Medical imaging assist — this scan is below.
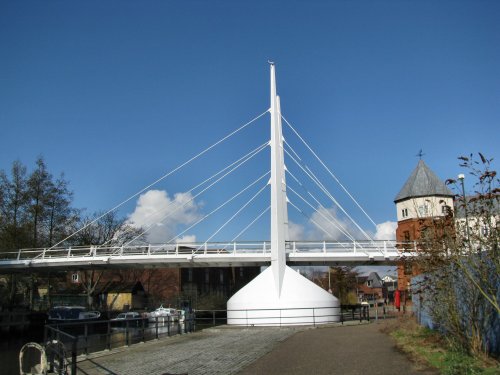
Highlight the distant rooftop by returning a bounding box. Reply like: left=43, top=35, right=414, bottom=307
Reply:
left=395, top=160, right=453, bottom=203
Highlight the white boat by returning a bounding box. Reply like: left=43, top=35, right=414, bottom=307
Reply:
left=48, top=306, right=101, bottom=323
left=111, top=311, right=148, bottom=327
left=149, top=305, right=179, bottom=322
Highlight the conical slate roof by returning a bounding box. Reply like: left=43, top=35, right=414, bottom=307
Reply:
left=394, top=160, right=453, bottom=203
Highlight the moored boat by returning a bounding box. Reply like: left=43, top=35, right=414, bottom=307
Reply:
left=47, top=306, right=101, bottom=323
left=148, top=305, right=179, bottom=322
left=110, top=311, right=148, bottom=327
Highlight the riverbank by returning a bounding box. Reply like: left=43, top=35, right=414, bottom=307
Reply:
left=77, top=320, right=430, bottom=375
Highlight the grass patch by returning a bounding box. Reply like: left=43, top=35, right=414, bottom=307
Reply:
left=386, top=317, right=499, bottom=375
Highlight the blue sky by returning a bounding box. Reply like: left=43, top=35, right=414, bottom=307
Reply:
left=1, top=0, right=499, bottom=245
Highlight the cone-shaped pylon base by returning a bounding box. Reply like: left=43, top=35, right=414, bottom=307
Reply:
left=227, top=266, right=340, bottom=326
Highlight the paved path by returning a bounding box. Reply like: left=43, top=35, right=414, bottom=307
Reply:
left=77, top=326, right=298, bottom=375
left=239, top=321, right=436, bottom=375
left=77, top=322, right=435, bottom=375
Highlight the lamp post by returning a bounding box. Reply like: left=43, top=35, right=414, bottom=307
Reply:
left=457, top=174, right=471, bottom=242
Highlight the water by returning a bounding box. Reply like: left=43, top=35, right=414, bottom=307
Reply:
left=0, top=321, right=196, bottom=375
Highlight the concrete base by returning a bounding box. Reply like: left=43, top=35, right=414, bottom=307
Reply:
left=227, top=266, right=340, bottom=326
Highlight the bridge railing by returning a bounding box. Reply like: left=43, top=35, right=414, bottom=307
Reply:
left=288, top=240, right=399, bottom=256
left=0, top=240, right=421, bottom=263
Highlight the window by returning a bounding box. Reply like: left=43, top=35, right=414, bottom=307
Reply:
left=441, top=205, right=451, bottom=215
left=418, top=205, right=428, bottom=217
left=71, top=273, right=79, bottom=283
left=403, top=231, right=411, bottom=242
left=401, top=208, right=408, bottom=218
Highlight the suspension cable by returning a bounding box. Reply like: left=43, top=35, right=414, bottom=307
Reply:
left=125, top=145, right=269, bottom=246
left=167, top=170, right=271, bottom=244
left=97, top=141, right=270, bottom=248
left=285, top=147, right=356, bottom=239
left=231, top=205, right=270, bottom=242
left=282, top=115, right=377, bottom=228
left=287, top=200, right=339, bottom=241
left=48, top=110, right=268, bottom=249
left=106, top=141, right=268, bottom=246
left=198, top=183, right=269, bottom=249
left=288, top=199, right=370, bottom=255
left=287, top=186, right=351, bottom=246
left=284, top=141, right=374, bottom=242
left=287, top=173, right=352, bottom=243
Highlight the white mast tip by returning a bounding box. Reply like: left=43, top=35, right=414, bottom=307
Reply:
left=268, top=60, right=275, bottom=65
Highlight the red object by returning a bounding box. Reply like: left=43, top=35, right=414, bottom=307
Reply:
left=395, top=290, right=401, bottom=310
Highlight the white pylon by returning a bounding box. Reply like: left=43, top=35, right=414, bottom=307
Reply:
left=226, top=64, right=340, bottom=326
left=269, top=62, right=288, bottom=296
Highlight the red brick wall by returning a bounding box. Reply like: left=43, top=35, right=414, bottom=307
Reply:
left=396, top=218, right=421, bottom=294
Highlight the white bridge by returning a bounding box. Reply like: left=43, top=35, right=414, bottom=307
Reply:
left=0, top=240, right=415, bottom=270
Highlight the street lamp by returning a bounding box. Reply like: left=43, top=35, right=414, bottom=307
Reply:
left=457, top=174, right=470, bottom=241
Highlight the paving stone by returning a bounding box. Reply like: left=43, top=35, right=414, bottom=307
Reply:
left=77, top=327, right=299, bottom=375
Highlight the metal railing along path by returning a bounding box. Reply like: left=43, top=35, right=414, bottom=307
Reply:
left=0, top=240, right=419, bottom=270
left=40, top=306, right=370, bottom=375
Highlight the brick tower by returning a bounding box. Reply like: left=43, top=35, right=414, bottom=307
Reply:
left=394, top=160, right=454, bottom=302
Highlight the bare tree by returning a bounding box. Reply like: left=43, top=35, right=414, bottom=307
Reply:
left=70, top=211, right=145, bottom=308
left=411, top=153, right=499, bottom=355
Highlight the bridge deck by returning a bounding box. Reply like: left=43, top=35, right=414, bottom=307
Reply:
left=0, top=241, right=416, bottom=270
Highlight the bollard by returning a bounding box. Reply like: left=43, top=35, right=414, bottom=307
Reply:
left=141, top=317, right=145, bottom=342
left=84, top=323, right=89, bottom=355
left=106, top=321, right=111, bottom=350
left=71, top=340, right=77, bottom=375
left=125, top=320, right=130, bottom=346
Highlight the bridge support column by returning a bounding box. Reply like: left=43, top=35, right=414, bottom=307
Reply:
left=227, top=63, right=339, bottom=326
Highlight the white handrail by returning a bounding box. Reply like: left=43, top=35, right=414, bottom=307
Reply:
left=2, top=240, right=405, bottom=262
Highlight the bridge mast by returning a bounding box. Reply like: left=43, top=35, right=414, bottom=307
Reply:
left=269, top=62, right=288, bottom=296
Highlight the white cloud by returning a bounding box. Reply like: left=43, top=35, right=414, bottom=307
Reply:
left=127, top=189, right=201, bottom=243
left=288, top=205, right=397, bottom=243
left=309, top=206, right=363, bottom=240
left=374, top=221, right=397, bottom=240
left=287, top=221, right=306, bottom=240
left=176, top=235, right=196, bottom=244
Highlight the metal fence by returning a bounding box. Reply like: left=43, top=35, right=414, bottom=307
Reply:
left=44, top=315, right=195, bottom=375
left=42, top=305, right=370, bottom=375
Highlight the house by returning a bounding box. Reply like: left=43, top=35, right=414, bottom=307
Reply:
left=454, top=195, right=499, bottom=240
left=98, top=281, right=146, bottom=311
left=356, top=272, right=384, bottom=304
left=381, top=275, right=397, bottom=302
